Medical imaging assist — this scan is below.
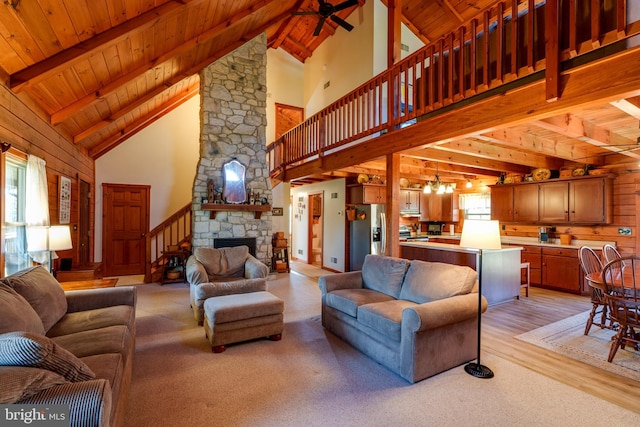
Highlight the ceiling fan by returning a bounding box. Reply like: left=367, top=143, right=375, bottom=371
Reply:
left=293, top=0, right=359, bottom=37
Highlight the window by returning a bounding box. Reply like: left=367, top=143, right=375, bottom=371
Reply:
left=459, top=193, right=491, bottom=220
left=4, top=154, right=29, bottom=276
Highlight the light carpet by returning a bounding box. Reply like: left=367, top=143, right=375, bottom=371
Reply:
left=515, top=310, right=640, bottom=382
left=123, top=276, right=639, bottom=426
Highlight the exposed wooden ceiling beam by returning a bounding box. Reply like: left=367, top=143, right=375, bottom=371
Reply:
left=610, top=97, right=640, bottom=120
left=9, top=0, right=201, bottom=91
left=51, top=0, right=281, bottom=125
left=477, top=127, right=603, bottom=165
left=403, top=146, right=529, bottom=175
left=437, top=138, right=560, bottom=169
left=533, top=114, right=640, bottom=160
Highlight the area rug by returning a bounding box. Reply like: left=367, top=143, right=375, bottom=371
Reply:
left=515, top=311, right=640, bottom=381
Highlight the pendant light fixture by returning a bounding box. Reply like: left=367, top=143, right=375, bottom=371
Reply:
left=424, top=162, right=453, bottom=195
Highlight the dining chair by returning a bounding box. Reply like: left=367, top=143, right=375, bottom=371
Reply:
left=601, top=256, right=640, bottom=363
left=602, top=243, right=622, bottom=264
left=578, top=246, right=609, bottom=335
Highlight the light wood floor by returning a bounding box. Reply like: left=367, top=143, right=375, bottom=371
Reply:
left=291, top=262, right=640, bottom=414
left=483, top=287, right=640, bottom=414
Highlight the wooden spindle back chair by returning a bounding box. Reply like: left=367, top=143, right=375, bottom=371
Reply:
left=578, top=246, right=609, bottom=335
left=601, top=256, right=640, bottom=363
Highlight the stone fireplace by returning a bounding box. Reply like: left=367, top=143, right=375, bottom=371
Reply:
left=192, top=33, right=272, bottom=263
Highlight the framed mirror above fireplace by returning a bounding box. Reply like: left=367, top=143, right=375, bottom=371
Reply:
left=223, top=159, right=246, bottom=204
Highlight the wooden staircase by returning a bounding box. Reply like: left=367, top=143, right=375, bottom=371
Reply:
left=146, top=203, right=192, bottom=283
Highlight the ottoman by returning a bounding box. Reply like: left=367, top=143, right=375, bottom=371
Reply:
left=203, top=291, right=284, bottom=353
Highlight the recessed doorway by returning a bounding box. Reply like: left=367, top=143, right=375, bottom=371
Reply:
left=307, top=192, right=323, bottom=267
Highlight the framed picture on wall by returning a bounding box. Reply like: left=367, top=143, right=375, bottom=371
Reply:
left=59, top=175, right=71, bottom=224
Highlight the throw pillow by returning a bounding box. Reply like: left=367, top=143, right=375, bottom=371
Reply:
left=0, top=366, right=68, bottom=404
left=0, top=332, right=95, bottom=382
left=361, top=255, right=410, bottom=298
left=195, top=246, right=248, bottom=278
left=399, top=260, right=477, bottom=303
left=4, top=266, right=68, bottom=331
left=0, top=283, right=45, bottom=335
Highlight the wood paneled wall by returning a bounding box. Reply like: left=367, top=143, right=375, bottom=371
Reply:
left=0, top=80, right=95, bottom=270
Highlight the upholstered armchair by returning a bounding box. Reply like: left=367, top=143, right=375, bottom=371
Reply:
left=185, top=246, right=269, bottom=324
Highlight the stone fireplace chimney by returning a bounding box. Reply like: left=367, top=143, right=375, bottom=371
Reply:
left=192, top=33, right=272, bottom=263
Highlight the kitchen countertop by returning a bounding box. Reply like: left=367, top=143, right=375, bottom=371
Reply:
left=400, top=240, right=523, bottom=253
left=401, top=234, right=615, bottom=250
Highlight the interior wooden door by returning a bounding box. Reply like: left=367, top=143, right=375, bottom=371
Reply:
left=275, top=103, right=304, bottom=139
left=78, top=179, right=90, bottom=265
left=102, top=184, right=150, bottom=276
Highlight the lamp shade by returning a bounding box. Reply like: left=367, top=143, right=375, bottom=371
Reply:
left=48, top=226, right=72, bottom=251
left=459, top=220, right=502, bottom=250
left=26, top=226, right=49, bottom=252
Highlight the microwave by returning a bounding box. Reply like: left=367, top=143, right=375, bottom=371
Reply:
left=426, top=222, right=444, bottom=235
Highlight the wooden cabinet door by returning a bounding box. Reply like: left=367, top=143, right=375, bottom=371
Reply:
left=355, top=184, right=385, bottom=204
left=400, top=189, right=420, bottom=212
left=440, top=193, right=453, bottom=221
left=539, top=181, right=569, bottom=223
left=419, top=192, right=430, bottom=221
left=570, top=178, right=606, bottom=223
left=408, top=189, right=420, bottom=211
left=491, top=186, right=513, bottom=221
left=513, top=184, right=539, bottom=222
left=541, top=247, right=580, bottom=292
left=542, top=254, right=581, bottom=292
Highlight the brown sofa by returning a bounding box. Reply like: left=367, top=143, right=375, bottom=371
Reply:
left=318, top=254, right=485, bottom=383
left=185, top=245, right=269, bottom=324
left=0, top=266, right=136, bottom=427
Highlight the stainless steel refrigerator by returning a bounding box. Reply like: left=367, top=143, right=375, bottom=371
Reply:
left=350, top=204, right=386, bottom=271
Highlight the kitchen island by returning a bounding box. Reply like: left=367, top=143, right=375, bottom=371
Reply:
left=400, top=241, right=523, bottom=305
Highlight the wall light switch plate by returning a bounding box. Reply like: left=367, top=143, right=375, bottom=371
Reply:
left=618, top=227, right=632, bottom=236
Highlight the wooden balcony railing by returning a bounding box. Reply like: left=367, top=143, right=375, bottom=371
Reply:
left=145, top=202, right=192, bottom=283
left=268, top=0, right=639, bottom=181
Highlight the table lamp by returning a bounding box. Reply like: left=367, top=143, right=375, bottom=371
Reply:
left=459, top=219, right=501, bottom=378
left=26, top=225, right=72, bottom=273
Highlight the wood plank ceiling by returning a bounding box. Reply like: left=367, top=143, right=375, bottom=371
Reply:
left=1, top=0, right=639, bottom=185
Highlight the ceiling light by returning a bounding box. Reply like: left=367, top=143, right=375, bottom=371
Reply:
left=423, top=162, right=452, bottom=195
left=466, top=179, right=472, bottom=188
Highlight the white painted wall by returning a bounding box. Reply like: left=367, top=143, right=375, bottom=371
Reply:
left=94, top=95, right=201, bottom=261
left=266, top=48, right=305, bottom=144
left=290, top=179, right=346, bottom=272
left=303, top=1, right=376, bottom=116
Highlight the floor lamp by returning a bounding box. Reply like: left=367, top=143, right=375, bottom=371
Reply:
left=459, top=219, right=502, bottom=379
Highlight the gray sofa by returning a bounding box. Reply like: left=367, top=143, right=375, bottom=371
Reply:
left=0, top=266, right=136, bottom=427
left=185, top=245, right=269, bottom=324
left=318, top=254, right=485, bottom=383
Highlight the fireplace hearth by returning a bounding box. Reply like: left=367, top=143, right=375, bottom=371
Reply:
left=214, top=238, right=257, bottom=257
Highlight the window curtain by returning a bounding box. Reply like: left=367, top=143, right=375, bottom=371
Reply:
left=25, top=154, right=50, bottom=264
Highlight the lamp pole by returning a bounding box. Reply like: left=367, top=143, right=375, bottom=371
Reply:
left=459, top=219, right=501, bottom=379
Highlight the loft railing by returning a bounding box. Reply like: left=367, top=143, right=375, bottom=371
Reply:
left=145, top=202, right=192, bottom=282
left=267, top=0, right=639, bottom=180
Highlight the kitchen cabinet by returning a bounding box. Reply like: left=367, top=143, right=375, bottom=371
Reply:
left=491, top=185, right=538, bottom=222
left=541, top=247, right=581, bottom=293
left=491, top=175, right=612, bottom=224
left=420, top=192, right=458, bottom=222
left=539, top=178, right=611, bottom=224
left=349, top=184, right=386, bottom=204
left=400, top=189, right=420, bottom=213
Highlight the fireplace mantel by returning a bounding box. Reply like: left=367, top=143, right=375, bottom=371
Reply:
left=201, top=203, right=271, bottom=219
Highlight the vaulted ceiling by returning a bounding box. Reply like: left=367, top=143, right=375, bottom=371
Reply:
left=1, top=0, right=639, bottom=185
